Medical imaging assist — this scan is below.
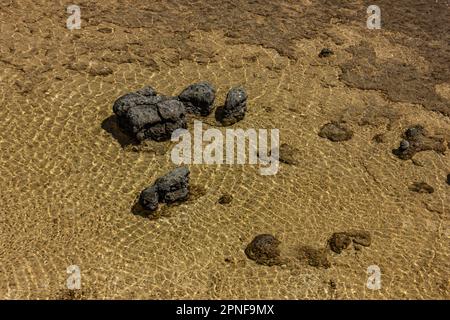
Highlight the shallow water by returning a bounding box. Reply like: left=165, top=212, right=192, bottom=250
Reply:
left=0, top=0, right=449, bottom=299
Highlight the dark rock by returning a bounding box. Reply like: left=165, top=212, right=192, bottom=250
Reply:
left=178, top=82, right=216, bottom=116
left=393, top=125, right=447, bottom=160
left=112, top=88, right=186, bottom=142
left=245, top=234, right=282, bottom=266
left=319, top=48, right=334, bottom=58
left=372, top=133, right=386, bottom=143
left=155, top=166, right=190, bottom=203
left=138, top=167, right=190, bottom=212
left=139, top=185, right=159, bottom=211
left=319, top=122, right=353, bottom=142
left=409, top=182, right=434, bottom=194
left=329, top=230, right=372, bottom=253
left=218, top=193, right=233, bottom=204
left=218, top=86, right=247, bottom=125
left=297, top=246, right=331, bottom=268
left=447, top=174, right=450, bottom=185
left=328, top=233, right=352, bottom=254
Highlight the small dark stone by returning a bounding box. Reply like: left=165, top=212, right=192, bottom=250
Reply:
left=218, top=86, right=247, bottom=125
left=319, top=48, right=334, bottom=58
left=409, top=182, right=434, bottom=194
left=178, top=82, right=216, bottom=116
left=139, top=185, right=159, bottom=211
left=298, top=246, right=331, bottom=269
left=155, top=166, right=190, bottom=203
left=245, top=234, right=282, bottom=266
left=319, top=122, right=353, bottom=142
left=138, top=167, right=190, bottom=212
left=393, top=125, right=447, bottom=160
left=218, top=193, right=233, bottom=204
left=447, top=174, right=450, bottom=185
left=328, top=233, right=352, bottom=254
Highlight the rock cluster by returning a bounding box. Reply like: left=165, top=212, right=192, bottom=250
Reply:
left=112, top=83, right=248, bottom=142
left=393, top=125, right=447, bottom=160
left=139, top=167, right=190, bottom=212
left=113, top=86, right=186, bottom=142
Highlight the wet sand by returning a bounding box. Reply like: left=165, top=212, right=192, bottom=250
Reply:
left=0, top=0, right=449, bottom=299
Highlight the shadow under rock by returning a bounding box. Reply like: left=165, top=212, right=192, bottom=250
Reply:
left=101, top=115, right=139, bottom=148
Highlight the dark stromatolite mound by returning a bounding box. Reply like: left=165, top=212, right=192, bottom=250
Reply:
left=297, top=246, right=330, bottom=269
left=178, top=82, right=216, bottom=116
left=319, top=48, right=334, bottom=58
left=328, top=230, right=371, bottom=254
left=139, top=166, right=190, bottom=212
left=318, top=122, right=353, bottom=142
left=409, top=182, right=434, bottom=194
left=245, top=234, right=282, bottom=266
left=113, top=88, right=186, bottom=142
left=218, top=86, right=247, bottom=125
left=393, top=125, right=447, bottom=160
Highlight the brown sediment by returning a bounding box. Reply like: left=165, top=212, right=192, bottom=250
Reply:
left=0, top=0, right=449, bottom=300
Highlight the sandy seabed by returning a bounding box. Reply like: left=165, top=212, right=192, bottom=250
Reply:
left=0, top=0, right=449, bottom=299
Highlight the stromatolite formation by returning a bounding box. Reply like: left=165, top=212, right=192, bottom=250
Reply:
left=245, top=234, right=282, bottom=266
left=178, top=82, right=216, bottom=116
left=393, top=125, right=447, bottom=160
left=328, top=230, right=371, bottom=254
left=218, top=86, right=247, bottom=125
left=318, top=122, right=353, bottom=142
left=139, top=166, right=190, bottom=212
left=113, top=87, right=186, bottom=142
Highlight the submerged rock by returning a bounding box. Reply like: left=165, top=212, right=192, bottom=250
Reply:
left=138, top=166, right=190, bottom=212
left=218, top=193, right=233, bottom=204
left=319, top=48, right=334, bottom=58
left=393, top=125, right=447, bottom=160
left=318, top=122, right=353, bottom=142
left=178, top=82, right=216, bottom=116
left=409, top=182, right=434, bottom=194
left=245, top=234, right=282, bottom=266
left=218, top=86, right=247, bottom=125
left=328, top=230, right=371, bottom=254
left=113, top=87, right=186, bottom=142
left=298, top=246, right=331, bottom=269
left=447, top=174, right=450, bottom=185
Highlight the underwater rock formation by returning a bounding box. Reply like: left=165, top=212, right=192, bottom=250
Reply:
left=245, top=234, right=282, bottom=266
left=218, top=86, right=247, bottom=125
left=319, top=48, right=334, bottom=58
left=113, top=87, right=186, bottom=142
left=328, top=230, right=371, bottom=254
left=178, top=82, right=216, bottom=116
left=447, top=174, right=450, bottom=185
left=318, top=122, right=353, bottom=142
left=139, top=166, right=190, bottom=212
left=218, top=193, right=233, bottom=204
left=393, top=125, right=447, bottom=160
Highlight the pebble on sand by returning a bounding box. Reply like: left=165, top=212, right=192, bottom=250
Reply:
left=318, top=122, right=353, bottom=142
left=245, top=234, right=282, bottom=266
left=319, top=48, right=334, bottom=58
left=178, top=82, right=216, bottom=116
left=139, top=166, right=190, bottom=212
left=393, top=124, right=447, bottom=160
left=447, top=174, right=450, bottom=185
left=113, top=87, right=186, bottom=142
left=409, top=182, right=434, bottom=194
left=217, top=86, right=248, bottom=125
left=218, top=193, right=233, bottom=204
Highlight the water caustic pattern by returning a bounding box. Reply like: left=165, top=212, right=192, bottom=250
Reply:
left=0, top=0, right=449, bottom=299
